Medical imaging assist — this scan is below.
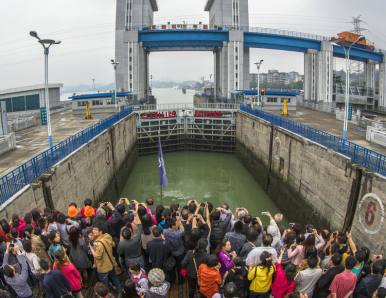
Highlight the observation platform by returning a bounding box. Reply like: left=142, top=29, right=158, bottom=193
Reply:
left=282, top=107, right=386, bottom=155
left=0, top=110, right=108, bottom=175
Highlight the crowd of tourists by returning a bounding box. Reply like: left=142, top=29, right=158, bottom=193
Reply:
left=0, top=197, right=384, bottom=298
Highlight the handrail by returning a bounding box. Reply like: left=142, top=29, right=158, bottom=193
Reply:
left=0, top=107, right=134, bottom=204
left=133, top=103, right=240, bottom=111
left=240, top=104, right=386, bottom=177
left=137, top=24, right=386, bottom=52
left=137, top=24, right=330, bottom=41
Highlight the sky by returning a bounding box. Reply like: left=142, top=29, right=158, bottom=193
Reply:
left=0, top=0, right=385, bottom=89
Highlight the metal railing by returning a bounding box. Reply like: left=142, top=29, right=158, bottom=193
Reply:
left=246, top=26, right=329, bottom=41
left=133, top=103, right=240, bottom=111
left=0, top=107, right=134, bottom=205
left=240, top=104, right=386, bottom=177
left=137, top=24, right=330, bottom=41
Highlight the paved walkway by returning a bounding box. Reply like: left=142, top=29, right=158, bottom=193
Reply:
left=0, top=110, right=110, bottom=175
left=281, top=107, right=386, bottom=155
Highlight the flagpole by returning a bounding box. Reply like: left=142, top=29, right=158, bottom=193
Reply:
left=160, top=185, right=163, bottom=205
left=158, top=122, right=168, bottom=206
left=159, top=123, right=162, bottom=204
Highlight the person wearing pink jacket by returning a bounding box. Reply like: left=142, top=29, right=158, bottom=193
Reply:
left=271, top=248, right=296, bottom=298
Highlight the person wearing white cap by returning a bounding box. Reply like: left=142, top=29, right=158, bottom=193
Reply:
left=145, top=268, right=170, bottom=298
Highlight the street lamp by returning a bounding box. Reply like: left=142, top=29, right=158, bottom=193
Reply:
left=254, top=59, right=264, bottom=108
left=333, top=35, right=365, bottom=142
left=30, top=31, right=61, bottom=148
left=111, top=59, right=120, bottom=112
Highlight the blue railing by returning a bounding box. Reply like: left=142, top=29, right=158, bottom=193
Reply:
left=240, top=104, right=386, bottom=177
left=0, top=107, right=134, bottom=205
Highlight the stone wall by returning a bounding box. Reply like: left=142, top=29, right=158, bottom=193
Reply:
left=0, top=113, right=137, bottom=217
left=236, top=111, right=386, bottom=253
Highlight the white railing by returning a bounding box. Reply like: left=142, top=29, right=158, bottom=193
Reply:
left=246, top=26, right=329, bottom=41
left=133, top=103, right=240, bottom=111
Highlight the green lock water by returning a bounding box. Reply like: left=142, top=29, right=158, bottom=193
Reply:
left=120, top=151, right=282, bottom=220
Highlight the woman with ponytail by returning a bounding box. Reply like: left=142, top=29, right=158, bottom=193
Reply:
left=247, top=251, right=275, bottom=298
left=223, top=256, right=249, bottom=297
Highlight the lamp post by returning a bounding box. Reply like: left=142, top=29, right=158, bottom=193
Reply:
left=30, top=31, right=61, bottom=149
left=111, top=59, right=120, bottom=112
left=333, top=36, right=364, bottom=142
left=254, top=59, right=264, bottom=108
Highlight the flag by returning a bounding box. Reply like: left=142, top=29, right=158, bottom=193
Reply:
left=158, top=137, right=168, bottom=188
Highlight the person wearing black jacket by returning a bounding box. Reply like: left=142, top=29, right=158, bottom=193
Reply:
left=210, top=208, right=232, bottom=251
left=147, top=227, right=171, bottom=269
left=353, top=259, right=384, bottom=298
left=40, top=259, right=71, bottom=298
left=181, top=239, right=209, bottom=298
left=314, top=253, right=344, bottom=298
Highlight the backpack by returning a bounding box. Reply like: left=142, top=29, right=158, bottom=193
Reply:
left=210, top=221, right=224, bottom=242
left=165, top=231, right=184, bottom=257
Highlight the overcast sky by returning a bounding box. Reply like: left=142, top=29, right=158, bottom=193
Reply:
left=0, top=0, right=385, bottom=89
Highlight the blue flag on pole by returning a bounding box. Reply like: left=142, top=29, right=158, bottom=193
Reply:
left=158, top=137, right=168, bottom=188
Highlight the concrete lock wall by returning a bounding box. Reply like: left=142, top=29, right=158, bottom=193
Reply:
left=236, top=112, right=386, bottom=253
left=0, top=114, right=137, bottom=217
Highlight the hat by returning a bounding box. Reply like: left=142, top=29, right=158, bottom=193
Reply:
left=84, top=206, right=95, bottom=218
left=67, top=206, right=78, bottom=218
left=148, top=268, right=165, bottom=286
left=237, top=210, right=246, bottom=219
left=96, top=207, right=107, bottom=218
left=305, top=224, right=314, bottom=231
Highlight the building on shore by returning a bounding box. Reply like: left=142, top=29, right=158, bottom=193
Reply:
left=69, top=92, right=132, bottom=114
left=0, top=84, right=63, bottom=114
left=250, top=70, right=304, bottom=85
left=0, top=84, right=64, bottom=133
left=233, top=90, right=299, bottom=111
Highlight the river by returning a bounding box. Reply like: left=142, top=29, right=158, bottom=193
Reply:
left=152, top=87, right=195, bottom=104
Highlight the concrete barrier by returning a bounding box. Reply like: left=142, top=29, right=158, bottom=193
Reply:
left=0, top=133, right=16, bottom=155
left=0, top=113, right=137, bottom=216
left=236, top=112, right=385, bottom=253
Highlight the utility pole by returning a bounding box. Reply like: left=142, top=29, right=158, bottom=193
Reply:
left=111, top=59, right=120, bottom=112
left=30, top=31, right=61, bottom=148
left=254, top=59, right=264, bottom=108
left=333, top=36, right=365, bottom=142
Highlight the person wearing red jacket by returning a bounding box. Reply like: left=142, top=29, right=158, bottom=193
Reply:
left=271, top=248, right=297, bottom=298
